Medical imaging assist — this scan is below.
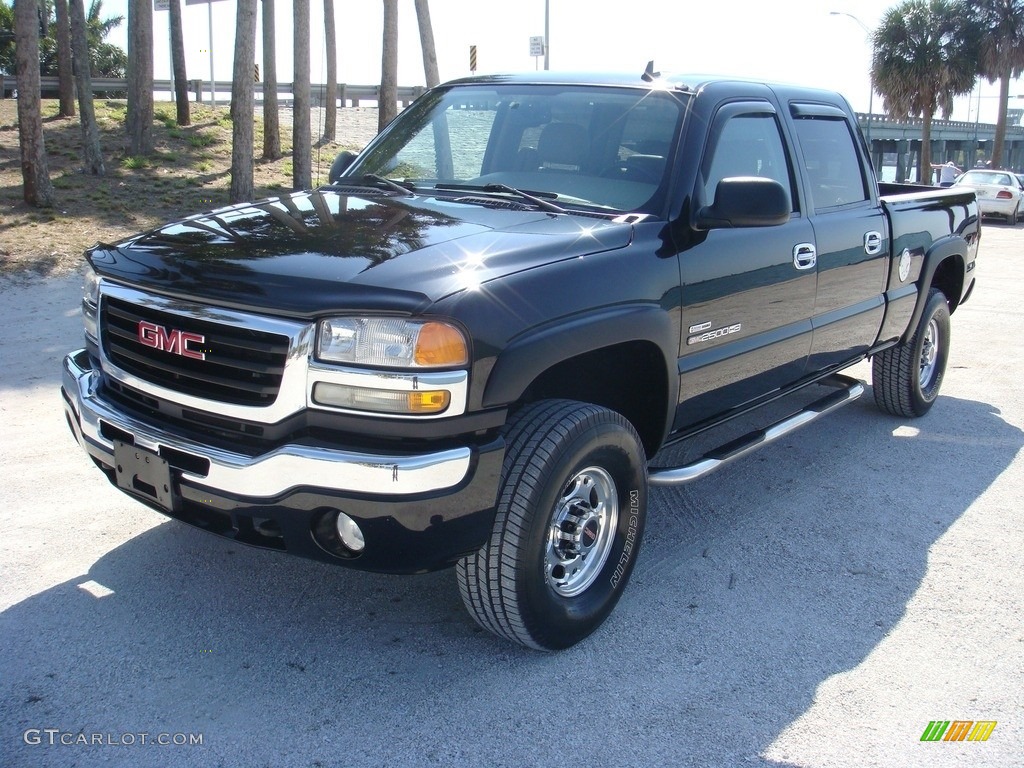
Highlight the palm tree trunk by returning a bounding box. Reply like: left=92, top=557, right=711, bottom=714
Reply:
left=322, top=0, right=337, bottom=142
left=169, top=0, right=190, bottom=126
left=414, top=0, right=439, bottom=88
left=261, top=0, right=281, bottom=159
left=69, top=0, right=105, bottom=175
left=230, top=0, right=258, bottom=202
left=920, top=111, right=932, bottom=184
left=14, top=0, right=55, bottom=206
left=379, top=0, right=398, bottom=132
left=293, top=0, right=312, bottom=188
left=54, top=0, right=76, bottom=117
left=126, top=0, right=154, bottom=156
left=992, top=71, right=1010, bottom=169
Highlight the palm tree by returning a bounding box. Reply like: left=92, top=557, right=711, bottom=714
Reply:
left=414, top=0, right=439, bottom=88
left=80, top=1, right=127, bottom=77
left=69, top=0, right=105, bottom=174
left=379, top=0, right=398, bottom=131
left=871, top=0, right=979, bottom=181
left=1, top=0, right=125, bottom=78
left=230, top=0, right=258, bottom=202
left=974, top=0, right=1024, bottom=168
left=169, top=0, right=189, bottom=125
left=14, top=0, right=55, bottom=206
left=126, top=0, right=154, bottom=155
left=261, top=0, right=281, bottom=159
left=322, top=0, right=337, bottom=142
left=293, top=0, right=312, bottom=188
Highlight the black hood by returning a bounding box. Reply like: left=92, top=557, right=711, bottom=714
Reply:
left=87, top=189, right=633, bottom=318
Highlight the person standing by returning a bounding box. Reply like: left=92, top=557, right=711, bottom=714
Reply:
left=931, top=160, right=963, bottom=186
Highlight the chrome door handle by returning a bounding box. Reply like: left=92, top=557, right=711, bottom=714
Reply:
left=864, top=231, right=883, bottom=255
left=793, top=243, right=816, bottom=270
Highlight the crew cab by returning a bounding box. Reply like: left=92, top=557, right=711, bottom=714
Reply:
left=62, top=71, right=979, bottom=650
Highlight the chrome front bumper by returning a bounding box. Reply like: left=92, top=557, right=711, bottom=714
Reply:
left=61, top=349, right=473, bottom=498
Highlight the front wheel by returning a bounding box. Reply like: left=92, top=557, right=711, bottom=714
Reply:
left=456, top=400, right=648, bottom=650
left=872, top=287, right=951, bottom=417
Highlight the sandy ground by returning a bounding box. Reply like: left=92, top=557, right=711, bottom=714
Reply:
left=0, top=224, right=1021, bottom=767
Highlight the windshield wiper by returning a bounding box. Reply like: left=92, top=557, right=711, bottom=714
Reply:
left=341, top=174, right=416, bottom=197
left=436, top=182, right=566, bottom=214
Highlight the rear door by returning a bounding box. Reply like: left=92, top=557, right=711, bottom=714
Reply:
left=789, top=103, right=888, bottom=372
left=675, top=101, right=816, bottom=428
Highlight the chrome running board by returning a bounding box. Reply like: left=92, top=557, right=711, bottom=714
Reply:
left=648, top=374, right=865, bottom=487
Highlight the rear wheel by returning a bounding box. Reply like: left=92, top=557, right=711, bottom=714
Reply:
left=872, top=288, right=950, bottom=417
left=457, top=400, right=648, bottom=650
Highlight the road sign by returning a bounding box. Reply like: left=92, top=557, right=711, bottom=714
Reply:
left=153, top=0, right=170, bottom=10
left=470, top=45, right=477, bottom=73
left=529, top=36, right=545, bottom=58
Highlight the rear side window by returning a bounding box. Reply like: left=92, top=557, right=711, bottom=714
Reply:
left=792, top=115, right=869, bottom=210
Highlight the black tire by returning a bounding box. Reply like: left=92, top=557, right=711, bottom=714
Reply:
left=872, top=288, right=950, bottom=417
left=456, top=400, right=648, bottom=650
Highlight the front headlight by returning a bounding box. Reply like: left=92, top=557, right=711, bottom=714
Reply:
left=316, top=317, right=468, bottom=368
left=82, top=268, right=101, bottom=342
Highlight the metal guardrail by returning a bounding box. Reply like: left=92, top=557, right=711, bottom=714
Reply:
left=0, top=75, right=426, bottom=107
left=855, top=111, right=1024, bottom=141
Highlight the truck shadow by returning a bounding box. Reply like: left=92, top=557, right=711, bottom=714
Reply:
left=1, top=392, right=1020, bottom=767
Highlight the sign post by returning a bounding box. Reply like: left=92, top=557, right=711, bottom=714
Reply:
left=153, top=0, right=172, bottom=101
left=185, top=0, right=228, bottom=107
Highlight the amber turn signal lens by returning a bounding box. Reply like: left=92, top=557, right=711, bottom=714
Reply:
left=408, top=390, right=451, bottom=413
left=414, top=322, right=469, bottom=367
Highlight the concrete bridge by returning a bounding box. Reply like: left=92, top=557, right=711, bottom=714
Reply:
left=858, top=109, right=1024, bottom=180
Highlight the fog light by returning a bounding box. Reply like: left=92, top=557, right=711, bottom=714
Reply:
left=312, top=382, right=450, bottom=415
left=335, top=512, right=365, bottom=553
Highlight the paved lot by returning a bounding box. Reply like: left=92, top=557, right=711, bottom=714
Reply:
left=1, top=224, right=1021, bottom=767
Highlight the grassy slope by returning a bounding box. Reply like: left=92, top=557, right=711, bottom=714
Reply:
left=0, top=99, right=364, bottom=276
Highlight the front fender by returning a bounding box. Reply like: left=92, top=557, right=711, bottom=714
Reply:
left=481, top=303, right=678, bottom=412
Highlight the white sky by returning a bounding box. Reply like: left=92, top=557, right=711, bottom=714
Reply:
left=101, top=0, right=1024, bottom=124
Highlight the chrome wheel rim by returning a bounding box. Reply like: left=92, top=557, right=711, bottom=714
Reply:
left=544, top=466, right=618, bottom=598
left=919, top=317, right=939, bottom=388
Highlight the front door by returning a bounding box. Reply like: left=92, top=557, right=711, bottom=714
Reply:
left=675, top=102, right=817, bottom=430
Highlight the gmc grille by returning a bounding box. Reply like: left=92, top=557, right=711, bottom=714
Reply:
left=101, top=296, right=290, bottom=406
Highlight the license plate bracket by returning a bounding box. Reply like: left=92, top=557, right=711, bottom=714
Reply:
left=113, top=440, right=176, bottom=510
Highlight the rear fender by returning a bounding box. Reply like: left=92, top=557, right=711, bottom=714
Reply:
left=902, top=235, right=969, bottom=341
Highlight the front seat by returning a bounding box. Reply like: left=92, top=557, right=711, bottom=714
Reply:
left=537, top=122, right=589, bottom=172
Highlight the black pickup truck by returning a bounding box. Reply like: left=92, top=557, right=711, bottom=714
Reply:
left=62, top=71, right=979, bottom=650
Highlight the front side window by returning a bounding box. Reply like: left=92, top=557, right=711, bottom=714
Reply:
left=702, top=112, right=795, bottom=211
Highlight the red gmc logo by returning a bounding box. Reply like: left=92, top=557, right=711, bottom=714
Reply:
left=137, top=320, right=206, bottom=360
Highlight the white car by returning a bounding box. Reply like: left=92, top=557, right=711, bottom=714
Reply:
left=953, top=169, right=1022, bottom=224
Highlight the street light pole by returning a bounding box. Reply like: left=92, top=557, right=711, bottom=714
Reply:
left=544, top=0, right=550, bottom=71
left=830, top=11, right=874, bottom=151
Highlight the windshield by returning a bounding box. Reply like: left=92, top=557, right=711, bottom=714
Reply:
left=346, top=84, right=688, bottom=214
